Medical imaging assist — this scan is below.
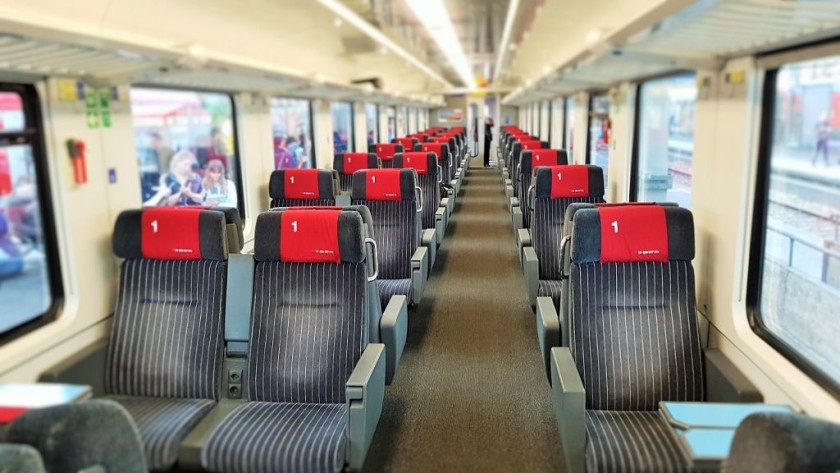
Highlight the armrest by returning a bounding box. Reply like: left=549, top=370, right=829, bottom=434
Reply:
left=523, top=247, right=539, bottom=308
left=505, top=185, right=514, bottom=201
left=510, top=196, right=520, bottom=208
left=380, top=295, right=408, bottom=385
left=512, top=206, right=523, bottom=232
left=422, top=228, right=437, bottom=271
left=411, top=246, right=429, bottom=304
left=346, top=343, right=386, bottom=472
left=550, top=347, right=586, bottom=473
left=536, top=297, right=561, bottom=381
left=435, top=207, right=446, bottom=244
left=38, top=338, right=109, bottom=397
left=704, top=349, right=763, bottom=403
left=335, top=194, right=351, bottom=206
left=517, top=229, right=531, bottom=263
left=178, top=399, right=247, bottom=469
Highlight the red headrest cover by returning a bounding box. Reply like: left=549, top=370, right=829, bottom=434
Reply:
left=599, top=205, right=669, bottom=263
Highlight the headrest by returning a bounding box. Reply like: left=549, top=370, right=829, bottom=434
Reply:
left=208, top=206, right=244, bottom=252
left=417, top=142, right=449, bottom=160
left=269, top=169, right=335, bottom=200
left=270, top=205, right=375, bottom=240
left=350, top=168, right=416, bottom=201
left=432, top=136, right=455, bottom=146
left=534, top=165, right=604, bottom=199
left=521, top=149, right=569, bottom=171
left=563, top=202, right=677, bottom=232
left=334, top=152, right=378, bottom=175
left=521, top=140, right=544, bottom=151
left=113, top=207, right=227, bottom=261
left=394, top=152, right=435, bottom=175
left=373, top=143, right=403, bottom=161
left=571, top=205, right=694, bottom=264
left=393, top=138, right=417, bottom=150
left=254, top=209, right=365, bottom=264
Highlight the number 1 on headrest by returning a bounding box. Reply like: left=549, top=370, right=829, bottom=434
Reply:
left=292, top=220, right=298, bottom=233
left=611, top=220, right=619, bottom=233
left=151, top=220, right=158, bottom=233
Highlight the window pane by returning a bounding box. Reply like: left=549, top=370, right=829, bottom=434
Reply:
left=0, top=92, right=24, bottom=132
left=0, top=143, right=52, bottom=334
left=387, top=106, right=396, bottom=141
left=758, top=55, right=840, bottom=384
left=588, top=94, right=610, bottom=186
left=366, top=104, right=378, bottom=146
left=271, top=98, right=313, bottom=170
left=331, top=102, right=353, bottom=154
left=131, top=88, right=240, bottom=210
left=637, top=75, right=697, bottom=207
left=399, top=106, right=408, bottom=136
left=565, top=99, right=576, bottom=157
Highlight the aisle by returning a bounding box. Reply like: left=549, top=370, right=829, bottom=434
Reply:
left=364, top=164, right=565, bottom=471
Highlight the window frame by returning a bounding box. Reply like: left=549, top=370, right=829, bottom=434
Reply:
left=131, top=85, right=246, bottom=217
left=0, top=83, right=64, bottom=345
left=546, top=101, right=553, bottom=146
left=585, top=91, right=609, bottom=165
left=746, top=61, right=840, bottom=399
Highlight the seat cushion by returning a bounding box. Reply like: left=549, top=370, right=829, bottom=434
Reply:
left=585, top=410, right=689, bottom=473
left=378, top=278, right=412, bottom=308
left=107, top=395, right=215, bottom=471
left=201, top=402, right=346, bottom=473
left=538, top=280, right=562, bottom=309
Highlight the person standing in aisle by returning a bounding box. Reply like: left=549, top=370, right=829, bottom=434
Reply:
left=483, top=116, right=494, bottom=167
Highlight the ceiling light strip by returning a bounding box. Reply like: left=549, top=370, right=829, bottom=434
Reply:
left=317, top=0, right=453, bottom=88
left=494, top=0, right=520, bottom=82
left=405, top=0, right=475, bottom=88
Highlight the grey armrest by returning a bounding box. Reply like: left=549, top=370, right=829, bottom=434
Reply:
left=380, top=295, right=408, bottom=385
left=422, top=228, right=437, bottom=271
left=550, top=347, right=586, bottom=473
left=451, top=178, right=461, bottom=196
left=523, top=247, right=539, bottom=308
left=517, top=228, right=531, bottom=263
left=537, top=297, right=561, bottom=381
left=411, top=246, right=429, bottom=304
left=38, top=338, right=109, bottom=397
left=335, top=194, right=351, bottom=206
left=435, top=207, right=446, bottom=244
left=346, top=343, right=386, bottom=472
left=505, top=185, right=514, bottom=201
left=512, top=206, right=523, bottom=233
left=179, top=399, right=247, bottom=469
left=704, top=349, right=763, bottom=403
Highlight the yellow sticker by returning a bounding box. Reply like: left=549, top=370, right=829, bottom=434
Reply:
left=57, top=79, right=79, bottom=102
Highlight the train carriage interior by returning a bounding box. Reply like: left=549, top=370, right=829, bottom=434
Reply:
left=0, top=0, right=839, bottom=472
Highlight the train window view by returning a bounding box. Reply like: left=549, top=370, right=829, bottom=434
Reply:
left=387, top=106, right=396, bottom=141
left=366, top=103, right=379, bottom=146
left=132, top=88, right=240, bottom=209
left=331, top=101, right=354, bottom=155
left=757, top=54, right=840, bottom=386
left=565, top=98, right=575, bottom=157
left=399, top=106, right=408, bottom=136
left=636, top=74, right=698, bottom=207
left=270, top=97, right=314, bottom=169
left=0, top=91, right=53, bottom=335
left=588, top=93, right=610, bottom=185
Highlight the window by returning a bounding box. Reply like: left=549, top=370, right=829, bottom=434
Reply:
left=331, top=102, right=354, bottom=155
left=634, top=74, right=697, bottom=207
left=270, top=97, right=314, bottom=170
left=387, top=106, right=396, bottom=141
left=131, top=88, right=242, bottom=213
left=565, top=99, right=576, bottom=158
left=365, top=104, right=379, bottom=147
left=544, top=101, right=552, bottom=144
left=587, top=94, right=610, bottom=188
left=0, top=85, right=61, bottom=339
left=749, top=53, right=840, bottom=393
left=399, top=106, right=408, bottom=136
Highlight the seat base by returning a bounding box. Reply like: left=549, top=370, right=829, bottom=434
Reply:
left=586, top=410, right=689, bottom=473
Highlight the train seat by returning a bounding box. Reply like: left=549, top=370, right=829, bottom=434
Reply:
left=392, top=137, right=418, bottom=155
left=431, top=135, right=460, bottom=194
left=269, top=169, right=339, bottom=208
left=334, top=152, right=380, bottom=194
left=522, top=166, right=604, bottom=309
left=201, top=209, right=385, bottom=473
left=510, top=149, right=569, bottom=232
left=505, top=140, right=546, bottom=204
left=0, top=443, right=45, bottom=472
left=415, top=141, right=456, bottom=218
left=210, top=206, right=244, bottom=253
left=394, top=151, right=446, bottom=250
left=351, top=169, right=429, bottom=308
left=371, top=143, right=403, bottom=169
left=106, top=207, right=229, bottom=470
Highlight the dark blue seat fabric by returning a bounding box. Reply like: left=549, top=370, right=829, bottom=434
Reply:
left=516, top=149, right=568, bottom=229
left=394, top=152, right=440, bottom=231
left=585, top=411, right=689, bottom=473
left=334, top=152, right=379, bottom=194
left=537, top=280, right=562, bottom=308
left=377, top=279, right=412, bottom=309
left=268, top=169, right=338, bottom=208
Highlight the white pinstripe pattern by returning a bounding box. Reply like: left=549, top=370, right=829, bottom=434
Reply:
left=377, top=279, right=413, bottom=307
left=351, top=200, right=417, bottom=281
left=415, top=173, right=441, bottom=230
left=532, top=197, right=602, bottom=280
left=271, top=198, right=336, bottom=209
left=338, top=175, right=353, bottom=194
left=537, top=280, right=563, bottom=308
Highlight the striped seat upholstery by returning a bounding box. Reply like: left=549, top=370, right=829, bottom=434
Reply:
left=351, top=169, right=421, bottom=309
left=517, top=149, right=568, bottom=229
left=106, top=208, right=228, bottom=471
left=585, top=411, right=689, bottom=473
left=531, top=166, right=605, bottom=309
left=372, top=143, right=403, bottom=169
left=269, top=169, right=337, bottom=208
left=394, top=152, right=440, bottom=231
left=201, top=209, right=368, bottom=473
left=567, top=205, right=704, bottom=472
left=334, top=152, right=380, bottom=194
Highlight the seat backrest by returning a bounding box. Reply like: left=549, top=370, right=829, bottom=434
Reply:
left=393, top=137, right=417, bottom=153
left=394, top=151, right=440, bottom=230
left=415, top=141, right=453, bottom=184
left=518, top=149, right=569, bottom=228
left=269, top=169, right=337, bottom=208
left=209, top=206, right=244, bottom=253
left=107, top=207, right=228, bottom=399
left=532, top=165, right=605, bottom=281
left=351, top=169, right=420, bottom=281
left=248, top=209, right=368, bottom=403
left=566, top=205, right=704, bottom=411
left=334, top=152, right=380, bottom=193
left=372, top=143, right=403, bottom=169
left=510, top=140, right=546, bottom=196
